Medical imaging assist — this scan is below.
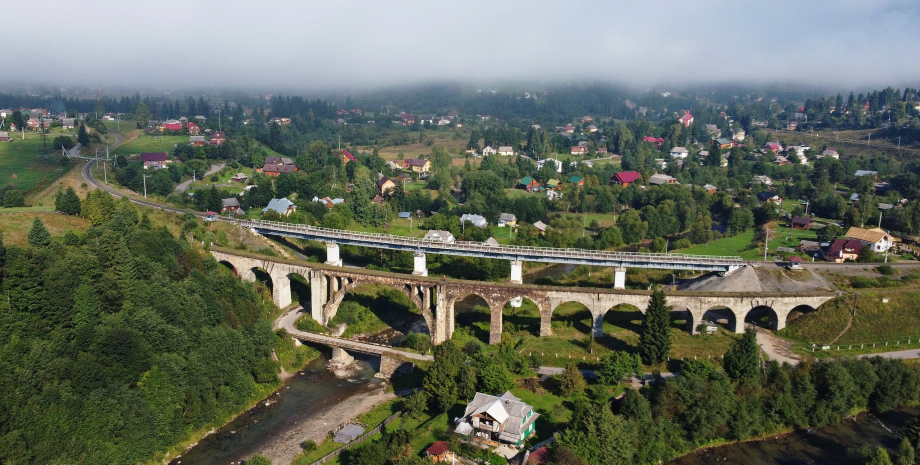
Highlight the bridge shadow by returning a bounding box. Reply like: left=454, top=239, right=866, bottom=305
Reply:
left=453, top=295, right=492, bottom=344
left=551, top=302, right=593, bottom=335
left=503, top=298, right=541, bottom=337
left=339, top=284, right=427, bottom=337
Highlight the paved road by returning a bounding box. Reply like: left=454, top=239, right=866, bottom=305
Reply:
left=174, top=163, right=225, bottom=192
left=276, top=306, right=433, bottom=362
left=859, top=348, right=920, bottom=360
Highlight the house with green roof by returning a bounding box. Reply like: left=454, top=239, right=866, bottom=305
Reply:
left=545, top=178, right=560, bottom=189
left=519, top=176, right=541, bottom=192
left=568, top=175, right=584, bottom=186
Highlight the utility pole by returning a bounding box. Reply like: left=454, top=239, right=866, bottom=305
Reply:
left=103, top=161, right=107, bottom=183
left=764, top=229, right=770, bottom=262
left=879, top=210, right=883, bottom=228
left=143, top=174, right=149, bottom=198
left=868, top=133, right=871, bottom=146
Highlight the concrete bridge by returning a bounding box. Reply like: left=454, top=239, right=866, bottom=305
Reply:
left=213, top=248, right=835, bottom=346
left=229, top=218, right=746, bottom=288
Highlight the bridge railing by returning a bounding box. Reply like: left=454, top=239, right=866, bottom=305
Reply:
left=228, top=218, right=745, bottom=265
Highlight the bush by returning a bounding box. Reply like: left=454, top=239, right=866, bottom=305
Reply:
left=672, top=238, right=691, bottom=250
left=210, top=174, right=219, bottom=182
left=877, top=264, right=895, bottom=276
left=295, top=315, right=327, bottom=333
left=401, top=332, right=431, bottom=353
left=301, top=440, right=317, bottom=452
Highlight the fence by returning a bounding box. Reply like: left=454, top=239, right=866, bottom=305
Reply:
left=798, top=337, right=920, bottom=354
left=310, top=412, right=402, bottom=465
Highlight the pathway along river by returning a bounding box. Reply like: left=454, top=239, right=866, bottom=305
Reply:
left=169, top=354, right=382, bottom=465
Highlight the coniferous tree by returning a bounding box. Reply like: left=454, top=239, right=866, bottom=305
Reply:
left=55, top=187, right=82, bottom=215
left=723, top=328, right=761, bottom=382
left=639, top=289, right=671, bottom=365
left=3, top=189, right=25, bottom=208
left=558, top=363, right=586, bottom=396
left=896, top=438, right=916, bottom=465
left=77, top=122, right=90, bottom=146
left=27, top=217, right=51, bottom=248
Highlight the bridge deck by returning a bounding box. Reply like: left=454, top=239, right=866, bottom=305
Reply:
left=232, top=219, right=745, bottom=272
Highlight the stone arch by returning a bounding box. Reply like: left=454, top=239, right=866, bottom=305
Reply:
left=286, top=271, right=312, bottom=309
left=328, top=282, right=430, bottom=344
left=669, top=304, right=694, bottom=332
left=702, top=306, right=739, bottom=333
left=218, top=260, right=239, bottom=276
left=597, top=303, right=645, bottom=337
left=501, top=297, right=542, bottom=337
left=450, top=292, right=496, bottom=345
left=784, top=304, right=818, bottom=327
left=545, top=300, right=594, bottom=339
left=745, top=305, right=779, bottom=331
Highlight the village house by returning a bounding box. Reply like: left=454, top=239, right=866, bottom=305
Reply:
left=533, top=221, right=548, bottom=235
left=163, top=120, right=183, bottom=132
left=704, top=124, right=721, bottom=137
left=703, top=184, right=718, bottom=194
left=758, top=191, right=783, bottom=204
left=519, top=176, right=541, bottom=193
left=612, top=171, right=641, bottom=188
left=376, top=176, right=396, bottom=194
left=714, top=138, right=735, bottom=150
left=819, top=149, right=840, bottom=159
left=854, top=170, right=878, bottom=180
left=823, top=238, right=862, bottom=263
left=27, top=118, right=42, bottom=130
left=221, top=198, right=240, bottom=214
left=231, top=173, right=249, bottom=183
left=733, top=129, right=746, bottom=141
left=563, top=124, right=575, bottom=134
left=60, top=118, right=76, bottom=129
left=679, top=112, right=694, bottom=127
left=752, top=175, right=773, bottom=186
left=649, top=173, right=677, bottom=186
left=482, top=146, right=497, bottom=156
left=642, top=136, right=665, bottom=148
left=404, top=158, right=431, bottom=173
left=189, top=135, right=207, bottom=146
left=186, top=122, right=201, bottom=135
left=0, top=132, right=11, bottom=142
left=454, top=391, right=539, bottom=446
left=262, top=198, right=296, bottom=216
left=460, top=214, right=488, bottom=228
left=498, top=146, right=514, bottom=156
left=545, top=178, right=560, bottom=190
left=536, top=158, right=562, bottom=173
left=546, top=189, right=563, bottom=200
left=570, top=146, right=587, bottom=155
left=764, top=142, right=783, bottom=153
left=141, top=152, right=169, bottom=169
left=498, top=213, right=517, bottom=228
left=424, top=441, right=456, bottom=463
left=791, top=216, right=812, bottom=230
left=261, top=157, right=297, bottom=176
left=669, top=147, right=689, bottom=159
left=424, top=230, right=455, bottom=243
left=209, top=131, right=226, bottom=146
left=568, top=175, right=585, bottom=187
left=846, top=226, right=895, bottom=252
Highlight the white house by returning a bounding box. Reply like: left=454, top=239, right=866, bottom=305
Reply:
left=460, top=214, right=487, bottom=228
left=498, top=146, right=514, bottom=156
left=846, top=227, right=895, bottom=253
left=454, top=392, right=539, bottom=446
left=498, top=213, right=517, bottom=227
left=424, top=230, right=456, bottom=243
left=537, top=158, right=563, bottom=173
left=669, top=147, right=689, bottom=159
left=482, top=146, right=497, bottom=156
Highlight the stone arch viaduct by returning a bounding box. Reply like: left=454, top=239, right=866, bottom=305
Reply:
left=212, top=248, right=835, bottom=345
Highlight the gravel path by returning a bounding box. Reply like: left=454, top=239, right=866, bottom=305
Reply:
left=754, top=327, right=801, bottom=365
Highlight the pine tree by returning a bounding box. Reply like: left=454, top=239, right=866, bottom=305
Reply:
left=896, top=438, right=915, bottom=465
left=723, top=328, right=761, bottom=382
left=139, top=211, right=152, bottom=230
left=639, top=289, right=671, bottom=365
left=55, top=187, right=82, bottom=215
left=77, top=122, right=90, bottom=146
left=27, top=217, right=51, bottom=248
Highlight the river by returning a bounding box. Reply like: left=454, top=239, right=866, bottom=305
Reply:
left=670, top=409, right=917, bottom=465
left=170, top=354, right=382, bottom=465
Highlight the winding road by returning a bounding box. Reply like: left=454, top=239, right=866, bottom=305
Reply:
left=174, top=163, right=225, bottom=192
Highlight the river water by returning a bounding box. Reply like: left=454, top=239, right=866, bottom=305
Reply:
left=169, top=354, right=381, bottom=465
left=670, top=409, right=917, bottom=465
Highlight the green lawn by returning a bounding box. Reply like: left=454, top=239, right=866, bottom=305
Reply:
left=112, top=134, right=188, bottom=156
left=0, top=133, right=70, bottom=194
left=679, top=225, right=819, bottom=260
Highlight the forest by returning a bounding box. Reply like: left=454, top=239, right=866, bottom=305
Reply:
left=0, top=195, right=280, bottom=464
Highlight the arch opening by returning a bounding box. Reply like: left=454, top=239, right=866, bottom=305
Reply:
left=670, top=306, right=693, bottom=332
left=745, top=306, right=779, bottom=330
left=551, top=301, right=594, bottom=336
left=287, top=273, right=311, bottom=307
left=598, top=303, right=644, bottom=352
left=786, top=304, right=817, bottom=323
left=332, top=284, right=428, bottom=347
left=502, top=297, right=541, bottom=337
left=218, top=260, right=238, bottom=276
left=452, top=294, right=493, bottom=345
left=702, top=307, right=736, bottom=332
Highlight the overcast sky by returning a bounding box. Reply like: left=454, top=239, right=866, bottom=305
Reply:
left=4, top=0, right=918, bottom=93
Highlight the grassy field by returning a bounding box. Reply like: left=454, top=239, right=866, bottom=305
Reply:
left=679, top=224, right=818, bottom=260
left=0, top=132, right=72, bottom=195
left=0, top=211, right=90, bottom=246
left=358, top=129, right=470, bottom=161
left=111, top=134, right=187, bottom=157
left=781, top=292, right=920, bottom=354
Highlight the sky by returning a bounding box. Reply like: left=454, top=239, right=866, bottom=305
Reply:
left=4, top=0, right=919, bottom=93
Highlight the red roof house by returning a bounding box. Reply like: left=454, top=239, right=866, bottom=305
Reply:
left=141, top=152, right=169, bottom=169
left=642, top=136, right=665, bottom=148
left=209, top=131, right=226, bottom=146
left=679, top=112, right=694, bottom=127
left=425, top=441, right=455, bottom=463
left=341, top=149, right=356, bottom=163
left=612, top=171, right=641, bottom=187
left=186, top=122, right=200, bottom=135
